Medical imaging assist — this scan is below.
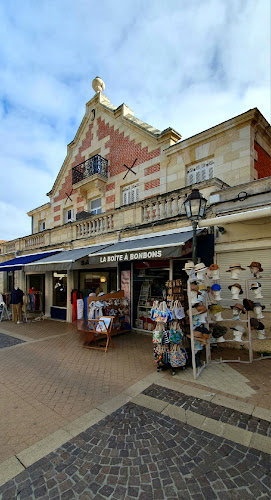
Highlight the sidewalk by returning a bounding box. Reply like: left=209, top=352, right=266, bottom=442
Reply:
left=0, top=319, right=270, bottom=498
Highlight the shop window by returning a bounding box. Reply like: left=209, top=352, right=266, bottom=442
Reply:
left=90, top=198, right=102, bottom=215
left=53, top=272, right=67, bottom=307
left=79, top=271, right=110, bottom=296
left=7, top=271, right=14, bottom=292
left=122, top=184, right=139, bottom=205
left=187, top=160, right=214, bottom=186
left=39, top=220, right=46, bottom=232
left=64, top=208, right=74, bottom=223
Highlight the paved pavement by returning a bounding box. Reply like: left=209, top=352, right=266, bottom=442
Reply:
left=0, top=320, right=270, bottom=498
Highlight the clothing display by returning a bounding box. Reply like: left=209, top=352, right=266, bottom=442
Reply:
left=10, top=288, right=24, bottom=323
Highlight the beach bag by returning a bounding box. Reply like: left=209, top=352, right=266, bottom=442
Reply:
left=169, top=345, right=187, bottom=367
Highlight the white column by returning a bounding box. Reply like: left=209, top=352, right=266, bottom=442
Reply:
left=66, top=270, right=74, bottom=322
left=45, top=271, right=53, bottom=317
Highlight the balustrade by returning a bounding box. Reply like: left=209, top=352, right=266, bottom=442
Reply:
left=76, top=213, right=114, bottom=238
left=24, top=234, right=45, bottom=249
left=142, top=193, right=185, bottom=223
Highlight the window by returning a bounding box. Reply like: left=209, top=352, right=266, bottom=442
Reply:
left=122, top=184, right=139, bottom=205
left=90, top=198, right=102, bottom=215
left=187, top=160, right=214, bottom=186
left=65, top=208, right=74, bottom=223
left=53, top=272, right=67, bottom=307
left=39, top=220, right=46, bottom=232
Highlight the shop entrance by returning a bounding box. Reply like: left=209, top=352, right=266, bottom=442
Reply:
left=26, top=274, right=45, bottom=313
left=133, top=260, right=170, bottom=331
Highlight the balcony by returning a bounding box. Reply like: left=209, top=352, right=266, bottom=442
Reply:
left=72, top=155, right=108, bottom=196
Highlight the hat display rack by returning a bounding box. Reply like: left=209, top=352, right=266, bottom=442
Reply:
left=209, top=261, right=271, bottom=365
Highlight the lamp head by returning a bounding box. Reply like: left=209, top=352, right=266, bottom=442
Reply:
left=184, top=189, right=207, bottom=221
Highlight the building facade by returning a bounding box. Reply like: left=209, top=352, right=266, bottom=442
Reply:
left=1, top=79, right=271, bottom=326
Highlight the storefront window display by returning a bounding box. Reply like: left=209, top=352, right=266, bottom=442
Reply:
left=53, top=272, right=67, bottom=307
left=133, top=261, right=169, bottom=330
left=79, top=271, right=117, bottom=298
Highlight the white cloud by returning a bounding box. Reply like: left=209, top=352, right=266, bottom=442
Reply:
left=0, top=0, right=270, bottom=240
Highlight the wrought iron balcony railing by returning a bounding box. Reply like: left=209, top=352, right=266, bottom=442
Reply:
left=72, top=154, right=108, bottom=185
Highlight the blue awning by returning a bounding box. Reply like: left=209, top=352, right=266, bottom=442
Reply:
left=0, top=250, right=61, bottom=272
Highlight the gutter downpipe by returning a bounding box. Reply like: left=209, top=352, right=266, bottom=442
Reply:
left=198, top=207, right=271, bottom=227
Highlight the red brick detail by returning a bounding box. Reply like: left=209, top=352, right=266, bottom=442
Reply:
left=97, top=117, right=160, bottom=177
left=145, top=179, right=160, bottom=191
left=144, top=163, right=160, bottom=176
left=106, top=182, right=115, bottom=192
left=54, top=123, right=94, bottom=203
left=254, top=142, right=271, bottom=179
left=54, top=215, right=61, bottom=222
left=77, top=206, right=84, bottom=213
left=54, top=205, right=61, bottom=212
left=106, top=195, right=115, bottom=205
left=77, top=196, right=84, bottom=203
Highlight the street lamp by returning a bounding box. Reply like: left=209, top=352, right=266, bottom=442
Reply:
left=184, top=189, right=207, bottom=264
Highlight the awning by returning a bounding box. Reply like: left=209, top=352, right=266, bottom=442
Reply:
left=88, top=229, right=203, bottom=264
left=24, top=244, right=112, bottom=272
left=0, top=250, right=61, bottom=272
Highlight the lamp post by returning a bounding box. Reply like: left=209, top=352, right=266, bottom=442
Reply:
left=184, top=189, right=207, bottom=264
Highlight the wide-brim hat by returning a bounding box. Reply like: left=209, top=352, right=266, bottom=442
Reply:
left=226, top=263, right=245, bottom=272
left=248, top=261, right=263, bottom=272
left=230, top=303, right=245, bottom=313
left=250, top=282, right=261, bottom=290
left=188, top=307, right=200, bottom=315
left=209, top=305, right=224, bottom=314
left=196, top=305, right=208, bottom=314
left=228, top=284, right=243, bottom=294
left=183, top=261, right=195, bottom=271
left=211, top=284, right=221, bottom=291
left=191, top=284, right=201, bottom=293
left=243, top=299, right=254, bottom=311
left=198, top=284, right=208, bottom=291
left=195, top=262, right=208, bottom=272
left=209, top=263, right=219, bottom=271
left=257, top=321, right=265, bottom=331
left=250, top=318, right=259, bottom=330
left=230, top=324, right=246, bottom=333
left=253, top=302, right=265, bottom=310
left=212, top=325, right=227, bottom=338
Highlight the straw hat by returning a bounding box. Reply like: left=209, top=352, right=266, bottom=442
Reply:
left=228, top=283, right=243, bottom=294
left=191, top=284, right=201, bottom=293
left=226, top=263, right=245, bottom=272
left=248, top=261, right=263, bottom=272
left=209, top=263, right=219, bottom=270
left=190, top=307, right=200, bottom=315
left=198, top=284, right=208, bottom=291
left=194, top=262, right=208, bottom=272
left=183, top=261, right=195, bottom=271
left=196, top=304, right=208, bottom=314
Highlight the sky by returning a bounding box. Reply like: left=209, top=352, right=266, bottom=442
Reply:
left=0, top=0, right=270, bottom=241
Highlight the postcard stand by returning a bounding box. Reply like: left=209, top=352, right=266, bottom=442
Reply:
left=81, top=316, right=115, bottom=353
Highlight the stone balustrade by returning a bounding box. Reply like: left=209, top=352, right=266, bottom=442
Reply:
left=24, top=234, right=45, bottom=249
left=76, top=214, right=114, bottom=238
left=142, top=193, right=186, bottom=222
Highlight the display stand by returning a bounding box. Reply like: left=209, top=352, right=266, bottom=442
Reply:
left=81, top=316, right=114, bottom=353
left=77, top=290, right=130, bottom=336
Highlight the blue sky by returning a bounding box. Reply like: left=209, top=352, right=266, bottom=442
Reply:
left=0, top=0, right=270, bottom=241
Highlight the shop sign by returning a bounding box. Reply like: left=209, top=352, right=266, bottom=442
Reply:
left=99, top=249, right=163, bottom=263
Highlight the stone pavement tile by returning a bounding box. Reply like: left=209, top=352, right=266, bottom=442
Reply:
left=123, top=380, right=152, bottom=397
left=161, top=404, right=186, bottom=422
left=0, top=402, right=270, bottom=499
left=156, top=377, right=215, bottom=400
left=132, top=393, right=169, bottom=413
left=0, top=456, right=24, bottom=486
left=211, top=394, right=254, bottom=415
left=16, top=429, right=73, bottom=468
left=186, top=409, right=206, bottom=428
left=97, top=393, right=132, bottom=415
left=222, top=424, right=253, bottom=447
left=250, top=434, right=271, bottom=455
left=63, top=409, right=107, bottom=437
left=252, top=407, right=271, bottom=423
left=201, top=417, right=226, bottom=437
